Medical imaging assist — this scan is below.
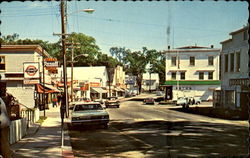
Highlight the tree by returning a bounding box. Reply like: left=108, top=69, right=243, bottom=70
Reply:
left=65, top=32, right=101, bottom=66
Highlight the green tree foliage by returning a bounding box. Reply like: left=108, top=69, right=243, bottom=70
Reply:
left=0, top=33, right=119, bottom=68
left=110, top=46, right=165, bottom=93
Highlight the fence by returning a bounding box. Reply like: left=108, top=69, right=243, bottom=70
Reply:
left=9, top=108, right=40, bottom=144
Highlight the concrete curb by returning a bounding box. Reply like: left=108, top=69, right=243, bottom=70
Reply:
left=62, top=123, right=74, bottom=158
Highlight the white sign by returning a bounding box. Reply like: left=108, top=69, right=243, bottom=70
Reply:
left=23, top=62, right=40, bottom=79
left=44, top=61, right=58, bottom=67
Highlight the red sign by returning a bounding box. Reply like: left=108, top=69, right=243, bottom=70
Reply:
left=25, top=65, right=38, bottom=76
left=90, top=82, right=100, bottom=87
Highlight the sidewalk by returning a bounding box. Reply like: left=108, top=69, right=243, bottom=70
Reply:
left=10, top=105, right=74, bottom=158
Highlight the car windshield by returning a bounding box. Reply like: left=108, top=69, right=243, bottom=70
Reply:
left=74, top=104, right=103, bottom=111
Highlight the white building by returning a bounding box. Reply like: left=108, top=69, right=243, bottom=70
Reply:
left=164, top=45, right=221, bottom=101
left=215, top=25, right=249, bottom=118
left=57, top=66, right=109, bottom=100
left=0, top=45, right=52, bottom=110
left=142, top=73, right=159, bottom=92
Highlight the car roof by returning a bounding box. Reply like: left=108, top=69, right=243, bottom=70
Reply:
left=74, top=102, right=101, bottom=105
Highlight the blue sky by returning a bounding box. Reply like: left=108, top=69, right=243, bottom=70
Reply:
left=1, top=1, right=248, bottom=55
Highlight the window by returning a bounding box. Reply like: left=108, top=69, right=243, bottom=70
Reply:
left=190, top=56, right=195, bottom=66
left=230, top=53, right=234, bottom=72
left=236, top=52, right=240, bottom=72
left=0, top=56, right=5, bottom=71
left=208, top=56, right=214, bottom=66
left=208, top=72, right=213, bottom=80
left=199, top=72, right=204, bottom=80
left=171, top=56, right=176, bottom=66
left=224, top=54, right=228, bottom=72
left=180, top=72, right=185, bottom=80
left=171, top=72, right=176, bottom=80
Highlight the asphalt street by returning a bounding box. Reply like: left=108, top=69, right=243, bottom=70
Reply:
left=68, top=98, right=249, bottom=158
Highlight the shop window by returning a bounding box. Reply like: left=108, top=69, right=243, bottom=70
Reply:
left=225, top=90, right=235, bottom=107
left=0, top=56, right=5, bottom=71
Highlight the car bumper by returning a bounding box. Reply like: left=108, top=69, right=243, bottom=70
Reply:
left=71, top=119, right=109, bottom=125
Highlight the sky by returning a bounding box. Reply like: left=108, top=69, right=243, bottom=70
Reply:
left=1, top=1, right=248, bottom=55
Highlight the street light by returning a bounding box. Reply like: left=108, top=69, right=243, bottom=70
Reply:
left=69, top=53, right=88, bottom=102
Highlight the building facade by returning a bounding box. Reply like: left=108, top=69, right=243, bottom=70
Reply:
left=142, top=73, right=159, bottom=92
left=0, top=45, right=54, bottom=110
left=164, top=46, right=221, bottom=101
left=57, top=66, right=109, bottom=100
left=214, top=25, right=249, bottom=118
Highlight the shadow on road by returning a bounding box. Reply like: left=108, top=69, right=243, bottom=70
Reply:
left=169, top=106, right=248, bottom=120
left=68, top=120, right=248, bottom=157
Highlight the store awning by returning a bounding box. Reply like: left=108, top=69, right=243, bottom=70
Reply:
left=36, top=84, right=61, bottom=93
left=90, top=87, right=107, bottom=94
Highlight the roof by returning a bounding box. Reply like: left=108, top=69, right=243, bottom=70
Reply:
left=177, top=46, right=209, bottom=49
left=229, top=25, right=249, bottom=35
left=220, top=38, right=233, bottom=44
left=164, top=45, right=220, bottom=53
left=0, top=45, right=50, bottom=57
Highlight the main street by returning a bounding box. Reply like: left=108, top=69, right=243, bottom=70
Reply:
left=68, top=97, right=249, bottom=158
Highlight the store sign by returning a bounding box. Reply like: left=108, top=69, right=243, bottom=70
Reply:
left=90, top=82, right=100, bottom=87
left=229, top=78, right=250, bottom=87
left=23, top=62, right=39, bottom=79
left=24, top=79, right=39, bottom=85
left=44, top=58, right=58, bottom=68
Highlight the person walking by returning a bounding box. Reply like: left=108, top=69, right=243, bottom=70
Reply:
left=57, top=94, right=62, bottom=106
left=52, top=97, right=57, bottom=108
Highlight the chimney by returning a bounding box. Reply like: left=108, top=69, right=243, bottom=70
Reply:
left=211, top=45, right=214, bottom=48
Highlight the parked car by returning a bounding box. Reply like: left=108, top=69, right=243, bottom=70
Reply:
left=143, top=98, right=155, bottom=105
left=94, top=99, right=104, bottom=104
left=105, top=97, right=120, bottom=108
left=176, top=97, right=189, bottom=108
left=189, top=97, right=201, bottom=105
left=71, top=102, right=109, bottom=128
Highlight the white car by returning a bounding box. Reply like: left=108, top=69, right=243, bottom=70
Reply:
left=176, top=97, right=189, bottom=108
left=71, top=102, right=109, bottom=128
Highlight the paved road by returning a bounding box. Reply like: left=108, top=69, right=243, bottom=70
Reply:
left=68, top=98, right=249, bottom=158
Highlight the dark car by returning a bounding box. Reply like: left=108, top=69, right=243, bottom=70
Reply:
left=143, top=98, right=155, bottom=105
left=104, top=97, right=120, bottom=108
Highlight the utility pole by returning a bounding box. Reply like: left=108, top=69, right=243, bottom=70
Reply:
left=60, top=0, right=69, bottom=119
left=42, top=51, right=46, bottom=117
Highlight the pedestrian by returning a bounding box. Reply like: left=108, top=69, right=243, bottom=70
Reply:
left=57, top=94, right=62, bottom=106
left=52, top=97, right=57, bottom=107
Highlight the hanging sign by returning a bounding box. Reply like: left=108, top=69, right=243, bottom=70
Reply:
left=23, top=62, right=40, bottom=79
